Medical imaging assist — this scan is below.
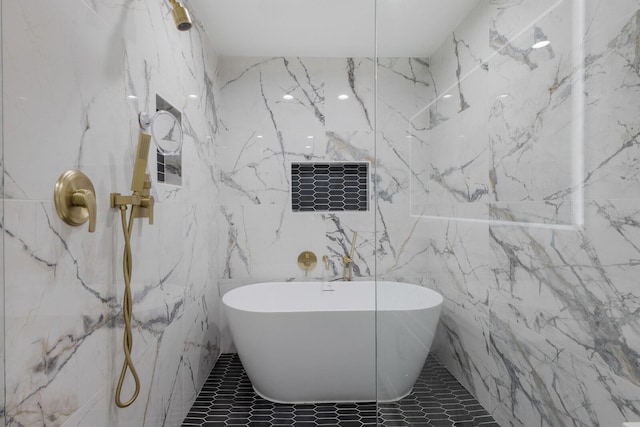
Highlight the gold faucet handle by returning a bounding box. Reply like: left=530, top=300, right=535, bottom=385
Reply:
left=141, top=173, right=154, bottom=223
left=54, top=170, right=97, bottom=233
left=134, top=195, right=154, bottom=225
left=322, top=255, right=329, bottom=270
left=145, top=196, right=154, bottom=225
left=71, top=189, right=97, bottom=232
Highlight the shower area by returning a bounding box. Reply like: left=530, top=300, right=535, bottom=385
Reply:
left=2, top=0, right=640, bottom=426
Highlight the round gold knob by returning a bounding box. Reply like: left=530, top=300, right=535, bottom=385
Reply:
left=297, top=251, right=317, bottom=271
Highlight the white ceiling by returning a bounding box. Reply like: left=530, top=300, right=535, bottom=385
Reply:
left=188, top=0, right=481, bottom=58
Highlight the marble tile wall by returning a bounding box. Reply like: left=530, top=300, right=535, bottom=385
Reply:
left=215, top=53, right=437, bottom=360
left=2, top=1, right=221, bottom=426
left=423, top=0, right=640, bottom=425
left=216, top=54, right=433, bottom=292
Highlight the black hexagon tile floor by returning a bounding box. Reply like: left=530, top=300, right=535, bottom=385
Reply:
left=182, top=354, right=499, bottom=426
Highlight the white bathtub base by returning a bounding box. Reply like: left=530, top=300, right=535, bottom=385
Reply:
left=223, top=281, right=443, bottom=404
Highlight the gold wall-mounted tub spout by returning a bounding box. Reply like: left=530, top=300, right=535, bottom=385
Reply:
left=54, top=170, right=97, bottom=232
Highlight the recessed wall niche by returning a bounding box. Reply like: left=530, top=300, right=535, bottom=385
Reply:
left=291, top=162, right=369, bottom=212
left=156, top=94, right=182, bottom=186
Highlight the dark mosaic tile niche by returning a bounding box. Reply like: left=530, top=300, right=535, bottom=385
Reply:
left=182, top=354, right=499, bottom=427
left=291, top=162, right=369, bottom=212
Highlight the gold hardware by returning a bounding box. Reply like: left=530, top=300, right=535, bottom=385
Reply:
left=169, top=0, right=192, bottom=31
left=131, top=133, right=152, bottom=194
left=54, top=170, right=97, bottom=232
left=297, top=251, right=317, bottom=271
left=322, top=255, right=329, bottom=270
left=110, top=134, right=155, bottom=225
left=114, top=205, right=140, bottom=408
left=111, top=132, right=156, bottom=408
left=342, top=231, right=358, bottom=281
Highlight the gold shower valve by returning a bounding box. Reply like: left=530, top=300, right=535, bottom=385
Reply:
left=54, top=170, right=97, bottom=232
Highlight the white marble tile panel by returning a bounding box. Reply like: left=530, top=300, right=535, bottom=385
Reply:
left=428, top=1, right=490, bottom=109
left=3, top=0, right=137, bottom=201
left=489, top=202, right=640, bottom=389
left=183, top=292, right=221, bottom=395
left=219, top=57, right=327, bottom=133
left=376, top=57, right=431, bottom=132
left=138, top=310, right=189, bottom=427
left=218, top=204, right=328, bottom=280
left=408, top=130, right=431, bottom=216
left=155, top=201, right=188, bottom=290
left=216, top=131, right=291, bottom=206
left=426, top=215, right=495, bottom=305
left=324, top=58, right=376, bottom=132
left=581, top=15, right=640, bottom=200
left=489, top=200, right=576, bottom=226
left=583, top=0, right=640, bottom=56
left=490, top=313, right=640, bottom=427
left=490, top=0, right=570, bottom=43
left=3, top=1, right=222, bottom=425
left=431, top=292, right=495, bottom=411
left=423, top=117, right=491, bottom=220
left=326, top=130, right=375, bottom=162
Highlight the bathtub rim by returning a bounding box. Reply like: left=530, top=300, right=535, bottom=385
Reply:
left=221, top=280, right=443, bottom=314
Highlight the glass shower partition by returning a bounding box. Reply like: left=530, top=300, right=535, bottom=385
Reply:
left=373, top=0, right=440, bottom=414
left=373, top=0, right=611, bottom=425
left=213, top=0, right=379, bottom=410
left=0, top=0, right=5, bottom=423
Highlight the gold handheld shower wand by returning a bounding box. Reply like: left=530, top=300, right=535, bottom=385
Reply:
left=110, top=133, right=155, bottom=408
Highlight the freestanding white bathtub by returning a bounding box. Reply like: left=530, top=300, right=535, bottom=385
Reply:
left=222, top=281, right=443, bottom=404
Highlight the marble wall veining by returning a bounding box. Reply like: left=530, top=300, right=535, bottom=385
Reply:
left=2, top=1, right=221, bottom=426
left=215, top=53, right=437, bottom=288
left=424, top=0, right=640, bottom=425
left=214, top=2, right=640, bottom=424
left=4, top=0, right=640, bottom=426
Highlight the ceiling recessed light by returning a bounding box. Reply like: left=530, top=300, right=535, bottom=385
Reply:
left=498, top=94, right=510, bottom=99
left=283, top=94, right=294, bottom=100
left=532, top=40, right=550, bottom=49
left=307, top=136, right=314, bottom=139
left=256, top=135, right=263, bottom=139
left=188, top=94, right=198, bottom=99
left=338, top=94, right=349, bottom=100
left=442, top=94, right=452, bottom=99
left=127, top=95, right=137, bottom=100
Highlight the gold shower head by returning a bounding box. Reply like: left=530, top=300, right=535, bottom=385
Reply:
left=169, top=0, right=192, bottom=31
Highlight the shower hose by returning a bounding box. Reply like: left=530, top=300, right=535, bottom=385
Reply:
left=115, top=205, right=141, bottom=408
